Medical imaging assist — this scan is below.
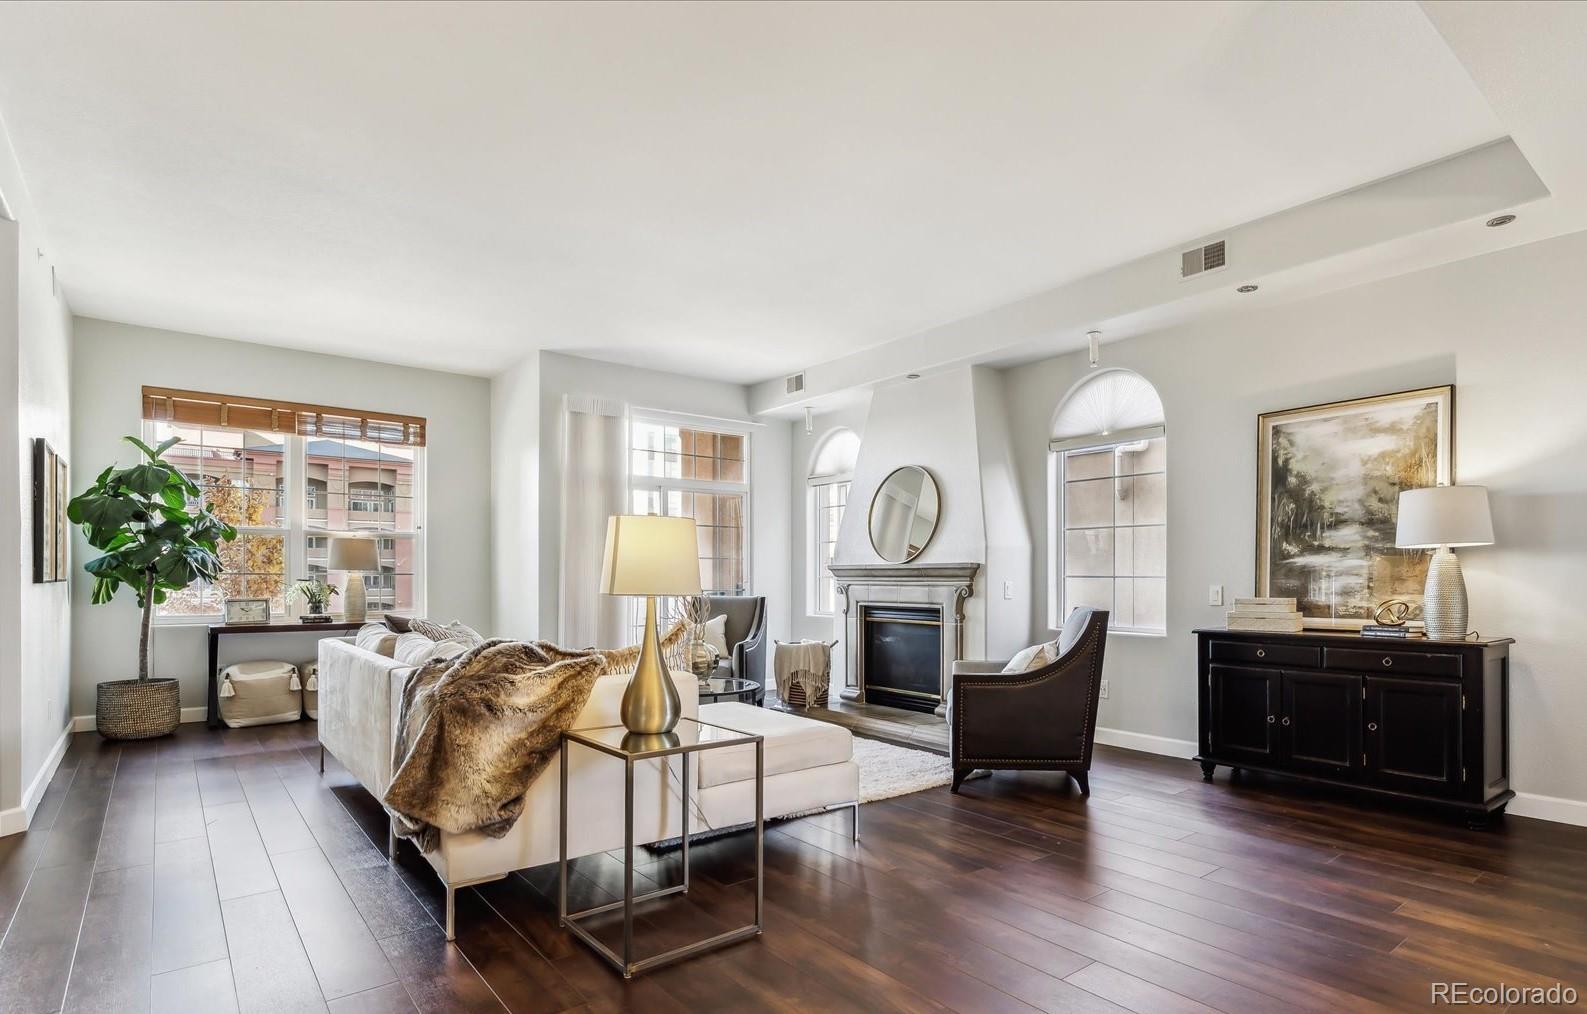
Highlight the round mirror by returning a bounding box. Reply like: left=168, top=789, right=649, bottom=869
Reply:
left=868, top=465, right=941, bottom=563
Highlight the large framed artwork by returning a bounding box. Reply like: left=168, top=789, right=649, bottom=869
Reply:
left=32, top=438, right=70, bottom=583
left=1257, top=386, right=1452, bottom=628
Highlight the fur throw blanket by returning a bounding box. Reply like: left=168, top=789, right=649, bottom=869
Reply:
left=384, top=622, right=686, bottom=852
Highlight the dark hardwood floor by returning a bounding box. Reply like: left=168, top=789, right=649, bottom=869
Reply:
left=3, top=720, right=1585, bottom=1012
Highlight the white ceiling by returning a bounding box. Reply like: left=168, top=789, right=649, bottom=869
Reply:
left=0, top=1, right=1505, bottom=383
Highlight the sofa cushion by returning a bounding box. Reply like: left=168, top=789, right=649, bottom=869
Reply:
left=356, top=623, right=399, bottom=657
left=694, top=702, right=853, bottom=789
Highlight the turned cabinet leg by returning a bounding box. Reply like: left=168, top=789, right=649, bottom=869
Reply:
left=1199, top=761, right=1216, bottom=782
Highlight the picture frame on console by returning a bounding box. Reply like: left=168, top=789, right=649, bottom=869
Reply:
left=1256, top=385, right=1452, bottom=629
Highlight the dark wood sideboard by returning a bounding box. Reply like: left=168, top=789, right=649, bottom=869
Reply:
left=1194, top=628, right=1513, bottom=827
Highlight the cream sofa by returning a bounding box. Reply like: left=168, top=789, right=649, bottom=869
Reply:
left=316, top=636, right=859, bottom=939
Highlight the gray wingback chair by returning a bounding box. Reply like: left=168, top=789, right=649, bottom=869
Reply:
left=707, top=594, right=767, bottom=704
left=949, top=607, right=1110, bottom=795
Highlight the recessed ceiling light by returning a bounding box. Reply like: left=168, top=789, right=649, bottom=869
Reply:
left=906, top=373, right=920, bottom=380
left=1237, top=284, right=1259, bottom=293
left=1486, top=214, right=1517, bottom=228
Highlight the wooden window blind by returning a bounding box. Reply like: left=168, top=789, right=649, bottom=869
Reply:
left=140, top=386, right=427, bottom=447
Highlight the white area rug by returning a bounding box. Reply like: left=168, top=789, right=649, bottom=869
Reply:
left=853, top=735, right=957, bottom=802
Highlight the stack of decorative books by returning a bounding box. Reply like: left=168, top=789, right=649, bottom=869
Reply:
left=1226, top=597, right=1303, bottom=632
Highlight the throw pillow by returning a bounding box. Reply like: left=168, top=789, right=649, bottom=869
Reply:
left=355, top=623, right=399, bottom=658
left=1001, top=640, right=1057, bottom=674
left=383, top=614, right=415, bottom=634
left=699, top=614, right=730, bottom=658
left=394, top=632, right=470, bottom=667
left=408, top=617, right=487, bottom=647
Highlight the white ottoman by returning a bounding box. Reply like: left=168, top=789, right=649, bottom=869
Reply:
left=694, top=702, right=860, bottom=840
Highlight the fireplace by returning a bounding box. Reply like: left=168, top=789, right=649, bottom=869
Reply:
left=830, top=562, right=979, bottom=716
left=861, top=605, right=944, bottom=713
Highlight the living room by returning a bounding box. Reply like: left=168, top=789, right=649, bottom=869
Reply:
left=3, top=3, right=1586, bottom=1012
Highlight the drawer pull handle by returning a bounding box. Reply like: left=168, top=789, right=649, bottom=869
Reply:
left=1256, top=649, right=1266, bottom=658
left=1267, top=715, right=1276, bottom=724
left=1382, top=657, right=1393, bottom=667
left=1281, top=717, right=1291, bottom=727
left=1368, top=722, right=1378, bottom=732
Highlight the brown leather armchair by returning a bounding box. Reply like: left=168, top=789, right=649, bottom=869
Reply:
left=949, top=608, right=1109, bottom=795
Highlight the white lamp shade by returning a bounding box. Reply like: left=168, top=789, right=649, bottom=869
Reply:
left=1395, top=485, right=1495, bottom=548
left=600, top=515, right=703, bottom=596
left=328, top=536, right=380, bottom=572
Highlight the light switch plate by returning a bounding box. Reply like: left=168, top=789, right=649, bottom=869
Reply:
left=1208, top=584, right=1224, bottom=606
left=1099, top=679, right=1110, bottom=700
left=1003, top=579, right=1014, bottom=600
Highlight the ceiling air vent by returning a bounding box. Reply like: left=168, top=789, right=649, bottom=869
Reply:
left=1180, top=239, right=1227, bottom=279
left=785, top=372, right=806, bottom=395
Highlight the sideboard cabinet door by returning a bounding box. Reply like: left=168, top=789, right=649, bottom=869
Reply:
left=1365, top=676, right=1463, bottom=797
left=1281, top=671, right=1362, bottom=777
left=1208, top=665, right=1279, bottom=764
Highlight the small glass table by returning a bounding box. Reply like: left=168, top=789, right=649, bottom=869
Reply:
left=697, top=676, right=760, bottom=704
left=559, top=718, right=764, bottom=978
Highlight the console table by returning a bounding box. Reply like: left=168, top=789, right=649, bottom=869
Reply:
left=1194, top=628, right=1513, bottom=827
left=206, top=619, right=363, bottom=727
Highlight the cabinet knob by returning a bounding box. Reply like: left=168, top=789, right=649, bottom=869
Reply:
left=1256, top=648, right=1266, bottom=658
left=1267, top=715, right=1276, bottom=724
left=1281, top=717, right=1291, bottom=727
left=1382, top=657, right=1393, bottom=667
left=1368, top=722, right=1378, bottom=732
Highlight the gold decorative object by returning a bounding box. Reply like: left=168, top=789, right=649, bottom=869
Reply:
left=1373, top=600, right=1413, bottom=627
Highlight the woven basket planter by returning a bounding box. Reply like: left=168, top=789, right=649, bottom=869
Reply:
left=96, top=678, right=181, bottom=739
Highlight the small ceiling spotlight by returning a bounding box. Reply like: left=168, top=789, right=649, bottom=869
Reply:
left=1087, top=330, right=1102, bottom=369
left=1236, top=283, right=1259, bottom=293
left=906, top=373, right=920, bottom=380
left=1486, top=214, right=1517, bottom=228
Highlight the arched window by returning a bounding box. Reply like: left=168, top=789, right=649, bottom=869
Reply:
left=808, top=429, right=860, bottom=615
left=1050, top=370, right=1166, bottom=634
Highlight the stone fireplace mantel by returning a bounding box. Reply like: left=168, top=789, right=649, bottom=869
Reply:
left=830, top=562, right=981, bottom=715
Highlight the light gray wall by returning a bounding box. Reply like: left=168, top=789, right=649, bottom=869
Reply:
left=1002, top=227, right=1587, bottom=808
left=491, top=353, right=540, bottom=641
left=69, top=318, right=493, bottom=715
left=536, top=351, right=793, bottom=649
left=1, top=120, right=73, bottom=823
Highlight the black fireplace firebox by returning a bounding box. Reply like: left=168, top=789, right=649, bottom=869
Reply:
left=861, top=605, right=943, bottom=713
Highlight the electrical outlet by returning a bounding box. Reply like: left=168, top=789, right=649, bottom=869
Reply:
left=1208, top=584, right=1224, bottom=607
left=1099, top=679, right=1110, bottom=700
left=1002, top=579, right=1014, bottom=600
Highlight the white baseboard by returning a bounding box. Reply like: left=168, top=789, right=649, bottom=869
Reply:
left=1094, top=726, right=1198, bottom=759
left=71, top=706, right=207, bottom=734
left=1509, top=791, right=1587, bottom=828
left=1094, top=725, right=1587, bottom=829
left=0, top=721, right=74, bottom=836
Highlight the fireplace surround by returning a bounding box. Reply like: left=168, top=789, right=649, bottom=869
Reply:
left=830, top=562, right=980, bottom=716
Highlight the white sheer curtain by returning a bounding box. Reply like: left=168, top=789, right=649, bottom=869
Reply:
left=559, top=395, right=628, bottom=648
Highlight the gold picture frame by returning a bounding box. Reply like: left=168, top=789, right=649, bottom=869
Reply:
left=1256, top=385, right=1453, bottom=629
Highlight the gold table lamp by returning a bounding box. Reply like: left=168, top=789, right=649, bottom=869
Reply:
left=600, top=515, right=702, bottom=734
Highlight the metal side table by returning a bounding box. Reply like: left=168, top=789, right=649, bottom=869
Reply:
left=559, top=718, right=763, bottom=978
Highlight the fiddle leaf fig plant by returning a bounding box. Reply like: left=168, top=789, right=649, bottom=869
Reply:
left=68, top=435, right=238, bottom=680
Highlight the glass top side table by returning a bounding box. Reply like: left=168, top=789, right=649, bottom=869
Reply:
left=559, top=717, right=764, bottom=978
left=697, top=676, right=760, bottom=704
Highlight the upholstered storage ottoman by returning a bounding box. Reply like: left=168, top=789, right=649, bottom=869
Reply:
left=218, top=660, right=303, bottom=728
left=692, top=702, right=860, bottom=838
left=300, top=661, right=320, bottom=720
